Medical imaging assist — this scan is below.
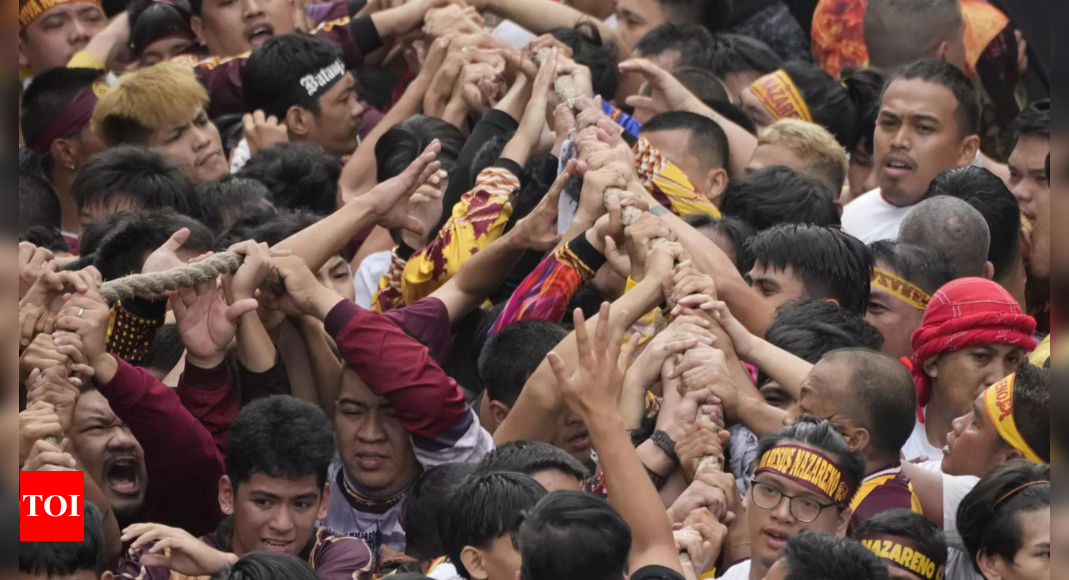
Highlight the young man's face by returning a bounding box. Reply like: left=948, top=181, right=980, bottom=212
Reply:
left=78, top=194, right=144, bottom=232
left=865, top=265, right=927, bottom=360
left=19, top=3, right=106, bottom=75
left=1008, top=135, right=1051, bottom=224
left=317, top=255, right=356, bottom=303
left=941, top=393, right=1008, bottom=477
left=748, top=262, right=808, bottom=312
left=873, top=78, right=977, bottom=207
left=221, top=473, right=328, bottom=557
left=191, top=0, right=297, bottom=57
left=69, top=390, right=149, bottom=522
left=614, top=0, right=663, bottom=50
left=140, top=36, right=198, bottom=67
left=925, top=345, right=1026, bottom=421
left=335, top=370, right=422, bottom=500
left=549, top=407, right=592, bottom=467
left=148, top=107, right=229, bottom=184
left=744, top=463, right=849, bottom=572
left=983, top=508, right=1050, bottom=580
left=298, top=73, right=364, bottom=159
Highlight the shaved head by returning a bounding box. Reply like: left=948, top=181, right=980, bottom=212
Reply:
left=898, top=196, right=991, bottom=278
left=864, top=0, right=966, bottom=73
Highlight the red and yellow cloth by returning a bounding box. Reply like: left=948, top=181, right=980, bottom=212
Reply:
left=634, top=138, right=722, bottom=219
left=746, top=70, right=814, bottom=123
left=909, top=278, right=1037, bottom=421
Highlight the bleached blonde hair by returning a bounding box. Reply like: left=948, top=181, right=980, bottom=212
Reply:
left=758, top=118, right=849, bottom=195
left=92, top=62, right=209, bottom=146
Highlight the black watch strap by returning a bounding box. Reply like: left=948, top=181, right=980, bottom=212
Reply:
left=651, top=430, right=678, bottom=464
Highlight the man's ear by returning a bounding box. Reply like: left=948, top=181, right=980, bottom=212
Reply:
left=218, top=475, right=235, bottom=516
left=959, top=135, right=982, bottom=168
left=977, top=552, right=1006, bottom=580
left=18, top=35, right=30, bottom=68
left=825, top=298, right=841, bottom=308
left=983, top=261, right=996, bottom=280
left=846, top=428, right=871, bottom=455
left=705, top=168, right=729, bottom=206
left=923, top=356, right=940, bottom=380
left=835, top=507, right=853, bottom=537
left=318, top=482, right=332, bottom=520
left=460, top=547, right=490, bottom=580
left=102, top=572, right=116, bottom=580
left=935, top=40, right=951, bottom=63
left=489, top=400, right=512, bottom=430
left=286, top=106, right=311, bottom=137
left=51, top=138, right=78, bottom=173
left=190, top=16, right=205, bottom=44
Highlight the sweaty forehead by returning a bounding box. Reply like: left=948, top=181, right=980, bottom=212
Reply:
left=881, top=79, right=959, bottom=124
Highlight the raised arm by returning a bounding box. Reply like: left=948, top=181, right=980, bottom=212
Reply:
left=547, top=304, right=685, bottom=575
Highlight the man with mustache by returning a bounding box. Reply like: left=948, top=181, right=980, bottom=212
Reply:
left=841, top=59, right=982, bottom=244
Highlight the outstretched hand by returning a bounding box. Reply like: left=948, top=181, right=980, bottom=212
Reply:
left=619, top=59, right=705, bottom=118
left=510, top=159, right=581, bottom=252
left=547, top=303, right=630, bottom=424
left=360, top=140, right=443, bottom=236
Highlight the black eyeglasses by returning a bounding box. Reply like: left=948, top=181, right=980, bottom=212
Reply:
left=750, top=482, right=838, bottom=524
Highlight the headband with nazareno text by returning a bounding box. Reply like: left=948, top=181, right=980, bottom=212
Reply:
left=872, top=268, right=932, bottom=311
left=749, top=70, right=814, bottom=123
left=856, top=534, right=946, bottom=580
left=19, top=0, right=101, bottom=31
left=983, top=374, right=1045, bottom=464
left=754, top=444, right=856, bottom=508
left=299, top=60, right=346, bottom=100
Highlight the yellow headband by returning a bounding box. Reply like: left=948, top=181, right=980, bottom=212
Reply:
left=983, top=374, right=1045, bottom=464
left=19, top=0, right=102, bottom=31
left=749, top=70, right=814, bottom=124
left=872, top=268, right=932, bottom=311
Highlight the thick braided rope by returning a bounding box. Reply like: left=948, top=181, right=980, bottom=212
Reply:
left=98, top=252, right=283, bottom=306
left=536, top=51, right=725, bottom=545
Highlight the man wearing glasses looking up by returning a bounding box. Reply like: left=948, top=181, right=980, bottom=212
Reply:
left=719, top=417, right=867, bottom=580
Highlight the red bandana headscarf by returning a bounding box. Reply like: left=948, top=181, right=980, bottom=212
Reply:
left=910, top=278, right=1037, bottom=422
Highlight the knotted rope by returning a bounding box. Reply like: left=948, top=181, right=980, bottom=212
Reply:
left=98, top=252, right=284, bottom=306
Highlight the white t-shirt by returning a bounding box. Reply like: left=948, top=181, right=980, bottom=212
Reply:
left=719, top=560, right=752, bottom=580
left=916, top=461, right=981, bottom=580
left=353, top=251, right=392, bottom=310
left=427, top=560, right=462, bottom=580
left=901, top=411, right=945, bottom=463
left=841, top=189, right=914, bottom=244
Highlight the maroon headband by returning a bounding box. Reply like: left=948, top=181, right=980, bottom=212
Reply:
left=753, top=444, right=857, bottom=508
left=30, top=84, right=105, bottom=155
left=856, top=533, right=946, bottom=580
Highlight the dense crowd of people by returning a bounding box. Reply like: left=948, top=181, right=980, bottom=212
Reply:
left=10, top=0, right=1059, bottom=578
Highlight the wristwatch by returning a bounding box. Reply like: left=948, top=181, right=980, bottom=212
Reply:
left=651, top=430, right=679, bottom=464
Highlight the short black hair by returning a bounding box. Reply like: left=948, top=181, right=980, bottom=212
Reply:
left=928, top=167, right=1022, bottom=282
left=642, top=111, right=731, bottom=173
left=227, top=395, right=336, bottom=491
left=247, top=210, right=323, bottom=247
left=236, top=142, right=340, bottom=216
left=898, top=195, right=991, bottom=279
left=403, top=463, right=479, bottom=562
left=19, top=149, right=63, bottom=233
left=777, top=531, right=890, bottom=580
left=479, top=441, right=590, bottom=481
left=20, top=226, right=73, bottom=254
left=139, top=324, right=186, bottom=376
left=684, top=214, right=758, bottom=275
left=764, top=300, right=885, bottom=370
left=550, top=23, right=619, bottom=99
left=243, top=32, right=345, bottom=119
left=128, top=0, right=194, bottom=59
left=706, top=33, right=783, bottom=81
left=19, top=502, right=106, bottom=576
left=658, top=0, right=733, bottom=34
left=890, top=59, right=982, bottom=137
left=824, top=348, right=917, bottom=463
left=1010, top=363, right=1050, bottom=463
left=633, top=23, right=715, bottom=70
left=957, top=461, right=1050, bottom=574
left=853, top=509, right=948, bottom=572
left=780, top=61, right=860, bottom=150
left=842, top=68, right=887, bottom=156
left=72, top=146, right=201, bottom=218
left=672, top=67, right=731, bottom=104
left=721, top=166, right=841, bottom=230
left=480, top=320, right=569, bottom=407
left=749, top=225, right=874, bottom=316
left=440, top=472, right=548, bottom=580
left=91, top=210, right=217, bottom=281
left=196, top=177, right=274, bottom=231
left=868, top=241, right=958, bottom=297
left=708, top=99, right=760, bottom=135
left=756, top=417, right=868, bottom=507
left=518, top=491, right=632, bottom=580
left=212, top=552, right=320, bottom=580
left=376, top=115, right=465, bottom=183
left=1012, top=99, right=1050, bottom=140
left=20, top=67, right=105, bottom=165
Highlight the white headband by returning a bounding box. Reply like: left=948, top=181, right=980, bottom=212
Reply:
left=299, top=60, right=346, bottom=99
